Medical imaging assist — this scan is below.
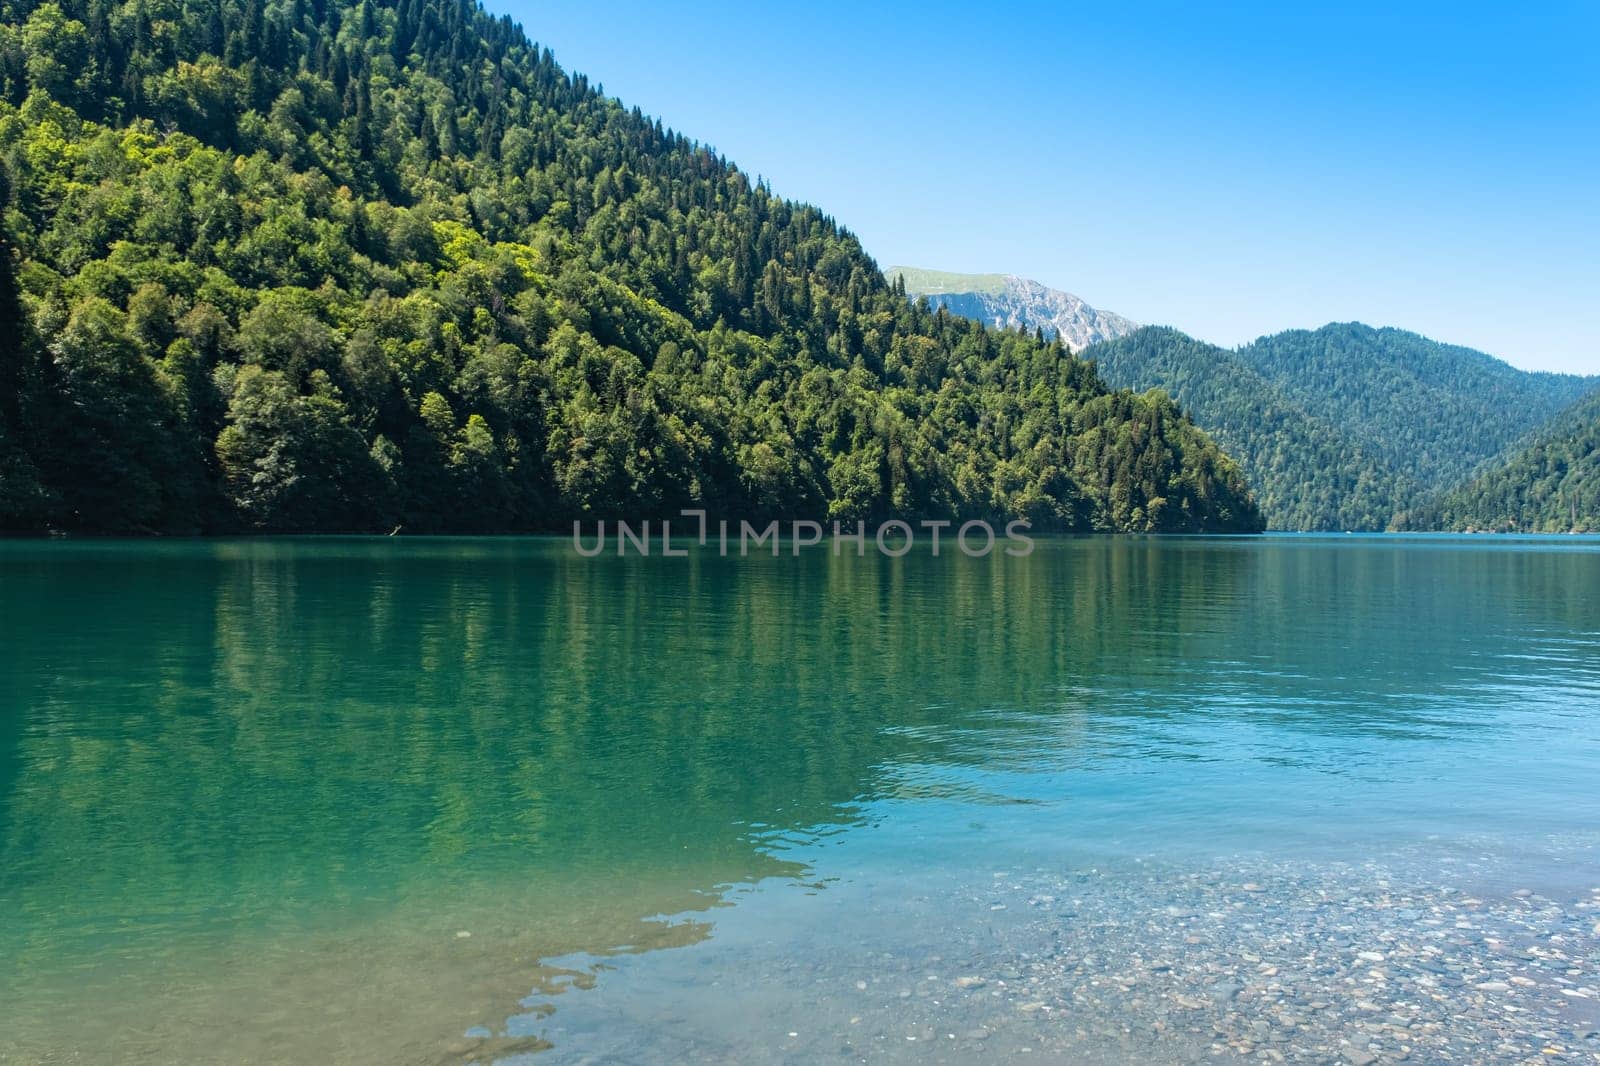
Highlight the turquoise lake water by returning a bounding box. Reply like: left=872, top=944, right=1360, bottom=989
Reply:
left=2, top=535, right=1598, bottom=1063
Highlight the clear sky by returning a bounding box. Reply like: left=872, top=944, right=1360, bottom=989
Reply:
left=501, top=1, right=1599, bottom=374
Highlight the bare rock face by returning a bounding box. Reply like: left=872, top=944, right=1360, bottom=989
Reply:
left=888, top=266, right=1138, bottom=352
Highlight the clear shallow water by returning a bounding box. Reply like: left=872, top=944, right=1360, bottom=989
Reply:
left=1, top=535, right=1598, bottom=1063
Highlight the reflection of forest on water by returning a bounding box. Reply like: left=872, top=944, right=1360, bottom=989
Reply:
left=3, top=536, right=1598, bottom=1062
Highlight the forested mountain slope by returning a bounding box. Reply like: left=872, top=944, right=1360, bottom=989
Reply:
left=1087, top=328, right=1421, bottom=530
left=1080, top=324, right=1598, bottom=530
left=0, top=0, right=1261, bottom=534
left=1404, top=391, right=1600, bottom=533
left=1236, top=323, right=1596, bottom=492
left=895, top=269, right=1600, bottom=531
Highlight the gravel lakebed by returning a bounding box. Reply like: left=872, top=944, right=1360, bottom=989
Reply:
left=503, top=850, right=1600, bottom=1065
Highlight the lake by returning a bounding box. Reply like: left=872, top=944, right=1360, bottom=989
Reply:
left=2, top=535, right=1598, bottom=1064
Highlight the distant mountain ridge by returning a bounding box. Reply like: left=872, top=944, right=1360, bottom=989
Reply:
left=888, top=267, right=1138, bottom=352
left=1093, top=323, right=1598, bottom=530
left=1086, top=328, right=1422, bottom=531
left=898, top=268, right=1600, bottom=530
left=1235, top=323, right=1596, bottom=493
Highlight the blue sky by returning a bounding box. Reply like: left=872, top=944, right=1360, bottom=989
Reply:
left=504, top=1, right=1599, bottom=373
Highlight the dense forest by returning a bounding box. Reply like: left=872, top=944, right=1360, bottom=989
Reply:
left=1087, top=328, right=1420, bottom=531
left=1081, top=324, right=1598, bottom=531
left=1235, top=323, right=1596, bottom=493
left=1403, top=391, right=1600, bottom=533
left=0, top=0, right=1262, bottom=535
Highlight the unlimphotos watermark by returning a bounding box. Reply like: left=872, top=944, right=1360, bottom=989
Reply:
left=572, top=510, right=1034, bottom=558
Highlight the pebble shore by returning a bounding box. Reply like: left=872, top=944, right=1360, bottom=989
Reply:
left=514, top=855, right=1600, bottom=1065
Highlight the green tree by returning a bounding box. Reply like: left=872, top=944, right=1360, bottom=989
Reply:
left=21, top=3, right=90, bottom=105
left=215, top=365, right=383, bottom=530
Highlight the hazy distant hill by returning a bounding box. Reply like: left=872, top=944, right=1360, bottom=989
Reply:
left=1084, top=324, right=1598, bottom=531
left=1406, top=390, right=1600, bottom=532
left=888, top=268, right=1138, bottom=352
left=1236, top=323, right=1597, bottom=492
left=1087, top=328, right=1422, bottom=531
